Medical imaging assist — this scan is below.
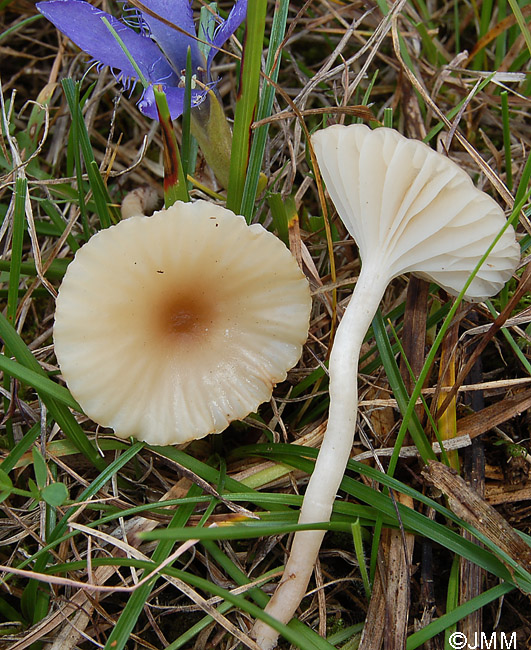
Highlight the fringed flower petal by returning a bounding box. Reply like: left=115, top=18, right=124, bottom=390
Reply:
left=138, top=0, right=204, bottom=75
left=138, top=85, right=207, bottom=120
left=37, top=0, right=176, bottom=86
left=207, top=0, right=247, bottom=74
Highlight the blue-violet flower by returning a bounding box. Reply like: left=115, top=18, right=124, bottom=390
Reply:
left=37, top=0, right=247, bottom=120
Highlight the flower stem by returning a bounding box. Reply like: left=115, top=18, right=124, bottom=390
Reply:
left=252, top=261, right=390, bottom=650
left=153, top=87, right=189, bottom=206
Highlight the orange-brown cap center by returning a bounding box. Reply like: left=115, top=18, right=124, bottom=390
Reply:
left=155, top=290, right=217, bottom=342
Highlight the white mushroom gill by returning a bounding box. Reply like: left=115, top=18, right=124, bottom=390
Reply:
left=54, top=200, right=312, bottom=446
left=252, top=124, right=520, bottom=650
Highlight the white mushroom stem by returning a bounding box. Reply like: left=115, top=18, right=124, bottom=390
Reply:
left=253, top=260, right=390, bottom=650
left=253, top=124, right=520, bottom=649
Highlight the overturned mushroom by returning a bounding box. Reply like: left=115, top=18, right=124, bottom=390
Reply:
left=54, top=200, right=311, bottom=446
left=253, top=124, right=520, bottom=649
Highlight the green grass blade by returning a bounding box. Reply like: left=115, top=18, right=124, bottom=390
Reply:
left=372, top=310, right=435, bottom=463
left=154, top=86, right=189, bottom=206
left=392, top=206, right=521, bottom=482
left=501, top=90, right=513, bottom=191
left=9, top=442, right=143, bottom=579
left=19, top=442, right=142, bottom=623
left=351, top=519, right=371, bottom=598
left=181, top=46, right=193, bottom=183
left=0, top=257, right=70, bottom=281
left=0, top=312, right=105, bottom=470
left=514, top=149, right=531, bottom=208
left=6, top=178, right=26, bottom=325
left=240, top=0, right=290, bottom=220
left=149, top=445, right=290, bottom=512
left=444, top=555, right=460, bottom=647
left=406, top=583, right=514, bottom=649
left=237, top=444, right=528, bottom=588
left=507, top=0, right=531, bottom=57
left=0, top=423, right=41, bottom=474
left=3, top=177, right=26, bottom=447
left=41, top=198, right=79, bottom=252
left=61, top=78, right=119, bottom=229
left=226, top=0, right=267, bottom=214
left=104, top=482, right=203, bottom=650
left=0, top=353, right=80, bottom=409
left=51, top=556, right=330, bottom=650
left=485, top=299, right=531, bottom=375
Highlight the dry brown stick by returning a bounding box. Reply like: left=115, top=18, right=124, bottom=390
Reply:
left=252, top=105, right=375, bottom=128
left=456, top=387, right=531, bottom=439
left=459, top=325, right=486, bottom=642
left=358, top=531, right=390, bottom=650
left=422, top=461, right=531, bottom=578
left=383, top=493, right=416, bottom=650
left=383, top=276, right=428, bottom=650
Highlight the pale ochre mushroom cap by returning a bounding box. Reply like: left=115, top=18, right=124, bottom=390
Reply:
left=54, top=200, right=311, bottom=446
left=312, top=124, right=520, bottom=301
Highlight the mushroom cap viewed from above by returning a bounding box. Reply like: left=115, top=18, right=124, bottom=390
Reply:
left=53, top=200, right=312, bottom=446
left=312, top=123, right=520, bottom=300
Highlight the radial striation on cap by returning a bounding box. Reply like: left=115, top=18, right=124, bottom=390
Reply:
left=312, top=124, right=520, bottom=301
left=54, top=200, right=312, bottom=446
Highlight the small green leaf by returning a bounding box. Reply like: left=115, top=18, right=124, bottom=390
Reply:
left=41, top=483, right=69, bottom=507
left=32, top=447, right=48, bottom=489
left=0, top=490, right=11, bottom=504
left=351, top=519, right=371, bottom=599
left=0, top=468, right=13, bottom=492
left=28, top=478, right=41, bottom=502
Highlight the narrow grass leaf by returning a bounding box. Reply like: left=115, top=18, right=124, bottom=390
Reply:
left=154, top=86, right=189, bottom=206
left=41, top=198, right=79, bottom=252
left=3, top=177, right=26, bottom=447
left=0, top=422, right=41, bottom=474
left=406, top=582, right=514, bottom=649
left=240, top=0, right=290, bottom=220
left=0, top=256, right=70, bottom=280
left=6, top=178, right=25, bottom=325
left=62, top=78, right=118, bottom=229
left=484, top=299, right=531, bottom=375
left=507, top=0, right=531, bottom=57
left=149, top=445, right=290, bottom=512
left=424, top=76, right=494, bottom=143
left=50, top=556, right=330, bottom=650
left=514, top=149, right=531, bottom=208
left=181, top=46, right=193, bottom=183
left=351, top=519, right=371, bottom=598
left=238, top=444, right=523, bottom=587
left=372, top=310, right=435, bottom=463
left=9, top=442, right=144, bottom=579
left=268, top=193, right=291, bottom=245
left=501, top=90, right=513, bottom=191
left=444, top=555, right=460, bottom=647
left=19, top=443, right=143, bottom=624
left=0, top=312, right=105, bottom=470
left=0, top=353, right=80, bottom=410
left=226, top=0, right=267, bottom=214
left=104, top=483, right=204, bottom=650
